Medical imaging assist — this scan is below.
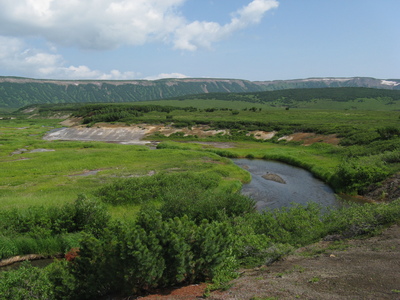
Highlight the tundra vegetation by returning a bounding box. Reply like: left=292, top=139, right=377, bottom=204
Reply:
left=0, top=89, right=400, bottom=299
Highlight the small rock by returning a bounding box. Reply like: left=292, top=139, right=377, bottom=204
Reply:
left=29, top=148, right=55, bottom=153
left=11, top=148, right=28, bottom=155
left=262, top=173, right=286, bottom=184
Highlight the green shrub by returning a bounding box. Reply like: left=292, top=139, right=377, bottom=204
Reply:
left=333, top=158, right=389, bottom=193
left=380, top=151, right=400, bottom=163
left=0, top=234, right=81, bottom=260
left=71, top=216, right=237, bottom=298
left=45, top=260, right=77, bottom=300
left=252, top=203, right=327, bottom=246
left=2, top=200, right=399, bottom=299
left=323, top=199, right=400, bottom=237
left=340, top=131, right=379, bottom=146
left=95, top=171, right=221, bottom=206
left=206, top=149, right=239, bottom=158
left=0, top=260, right=77, bottom=300
left=160, top=190, right=255, bottom=223
left=228, top=215, right=293, bottom=267
left=0, top=196, right=110, bottom=237
left=0, top=262, right=54, bottom=300
left=377, top=126, right=400, bottom=140
left=70, top=195, right=110, bottom=236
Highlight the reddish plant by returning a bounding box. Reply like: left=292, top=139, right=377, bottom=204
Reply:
left=65, top=247, right=80, bottom=262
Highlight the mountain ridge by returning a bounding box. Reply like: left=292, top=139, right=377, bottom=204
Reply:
left=1, top=75, right=400, bottom=88
left=0, top=76, right=399, bottom=108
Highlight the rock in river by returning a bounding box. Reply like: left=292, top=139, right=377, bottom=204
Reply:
left=262, top=173, right=286, bottom=184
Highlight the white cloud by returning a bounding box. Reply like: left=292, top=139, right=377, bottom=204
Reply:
left=0, top=0, right=278, bottom=51
left=59, top=66, right=137, bottom=80
left=145, top=73, right=188, bottom=80
left=0, top=36, right=138, bottom=79
left=0, top=36, right=64, bottom=76
left=174, top=0, right=279, bottom=51
left=0, top=0, right=186, bottom=50
left=0, top=1, right=279, bottom=79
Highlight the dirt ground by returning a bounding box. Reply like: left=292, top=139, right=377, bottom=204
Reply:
left=136, top=224, right=400, bottom=300
left=364, top=173, right=400, bottom=203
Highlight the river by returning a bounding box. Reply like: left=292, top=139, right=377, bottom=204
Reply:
left=232, top=158, right=341, bottom=211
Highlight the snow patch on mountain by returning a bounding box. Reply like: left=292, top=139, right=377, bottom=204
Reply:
left=381, top=80, right=400, bottom=86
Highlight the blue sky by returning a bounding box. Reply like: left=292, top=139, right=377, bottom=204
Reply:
left=0, top=0, right=398, bottom=81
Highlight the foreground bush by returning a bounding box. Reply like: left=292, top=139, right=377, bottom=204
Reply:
left=1, top=194, right=400, bottom=299
left=71, top=214, right=236, bottom=298
left=0, top=260, right=76, bottom=300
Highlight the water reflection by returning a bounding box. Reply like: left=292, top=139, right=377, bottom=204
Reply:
left=233, top=159, right=341, bottom=211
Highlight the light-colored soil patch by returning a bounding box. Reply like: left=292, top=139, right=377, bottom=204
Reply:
left=0, top=254, right=55, bottom=268
left=248, top=131, right=339, bottom=145
left=60, top=117, right=82, bottom=126
left=181, top=141, right=236, bottom=149
left=69, top=170, right=101, bottom=177
left=279, top=133, right=340, bottom=146
left=11, top=148, right=28, bottom=155
left=5, top=157, right=31, bottom=162
left=44, top=124, right=228, bottom=144
left=11, top=148, right=55, bottom=155
left=43, top=126, right=151, bottom=145
left=28, top=148, right=55, bottom=153
left=48, top=120, right=340, bottom=146
left=146, top=124, right=228, bottom=138
left=249, top=130, right=277, bottom=140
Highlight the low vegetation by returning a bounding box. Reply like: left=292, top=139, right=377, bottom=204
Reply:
left=0, top=89, right=399, bottom=299
left=1, top=192, right=400, bottom=299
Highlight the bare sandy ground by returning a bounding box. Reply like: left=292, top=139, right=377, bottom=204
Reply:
left=44, top=123, right=228, bottom=145
left=44, top=123, right=339, bottom=147
left=44, top=126, right=151, bottom=145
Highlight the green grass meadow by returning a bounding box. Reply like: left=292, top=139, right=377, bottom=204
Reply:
left=0, top=118, right=248, bottom=214
left=1, top=100, right=399, bottom=210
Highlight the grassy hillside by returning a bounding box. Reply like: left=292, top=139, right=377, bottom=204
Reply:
left=170, top=87, right=400, bottom=110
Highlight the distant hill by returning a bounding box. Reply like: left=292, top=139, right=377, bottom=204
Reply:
left=173, top=87, right=400, bottom=104
left=256, top=77, right=400, bottom=91
left=0, top=76, right=399, bottom=108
